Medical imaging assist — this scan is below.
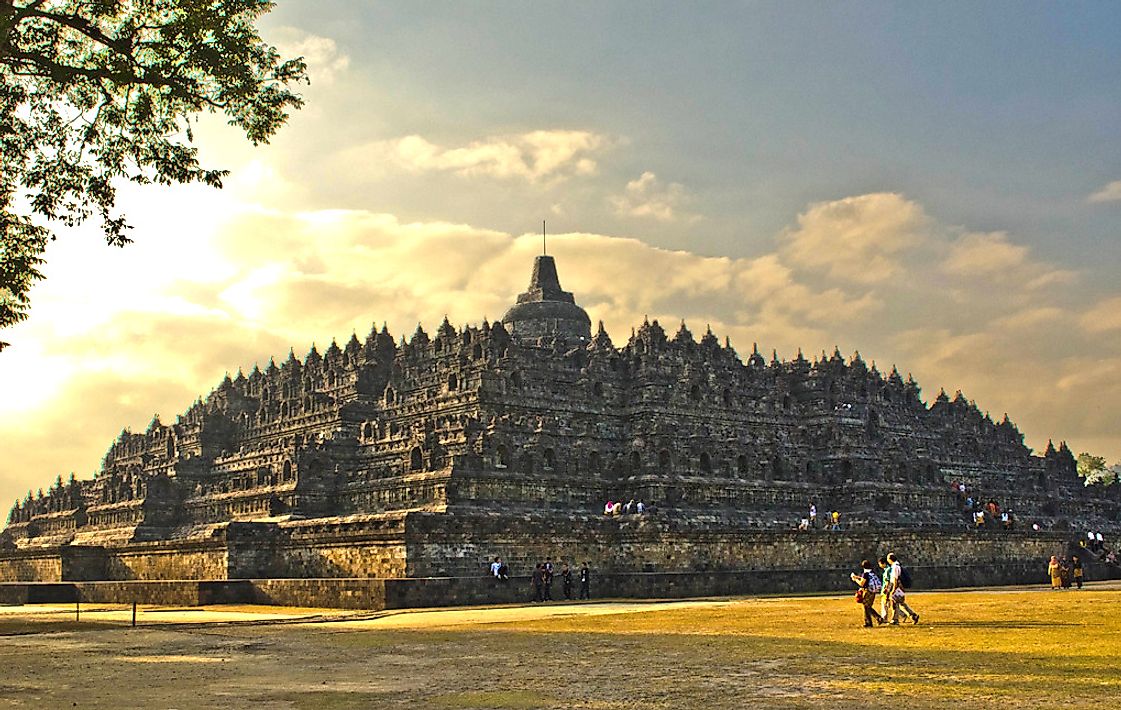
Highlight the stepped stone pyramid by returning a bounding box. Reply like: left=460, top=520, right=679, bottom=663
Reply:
left=3, top=254, right=1116, bottom=586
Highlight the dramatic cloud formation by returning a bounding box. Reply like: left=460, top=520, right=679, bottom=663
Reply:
left=1087, top=180, right=1121, bottom=203
left=610, top=172, right=693, bottom=222
left=359, top=130, right=608, bottom=182
left=780, top=193, right=931, bottom=284
left=2, top=178, right=1119, bottom=509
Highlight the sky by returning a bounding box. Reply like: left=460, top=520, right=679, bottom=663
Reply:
left=2, top=2, right=1121, bottom=508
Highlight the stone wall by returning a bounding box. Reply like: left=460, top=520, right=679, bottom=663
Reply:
left=0, top=515, right=1096, bottom=609
left=0, top=579, right=388, bottom=610
left=4, top=559, right=1117, bottom=610
left=240, top=516, right=409, bottom=579
left=383, top=561, right=1121, bottom=609
left=104, top=541, right=228, bottom=581
left=402, top=511, right=1070, bottom=578
left=0, top=551, right=62, bottom=583
left=248, top=578, right=386, bottom=609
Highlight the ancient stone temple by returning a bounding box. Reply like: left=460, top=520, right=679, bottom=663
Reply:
left=2, top=254, right=1118, bottom=605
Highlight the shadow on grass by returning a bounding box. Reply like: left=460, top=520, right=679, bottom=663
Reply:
left=927, top=620, right=1080, bottom=628
left=0, top=620, right=117, bottom=636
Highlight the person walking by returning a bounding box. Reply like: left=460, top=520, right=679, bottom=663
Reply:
left=1072, top=555, right=1084, bottom=590
left=887, top=553, right=919, bottom=624
left=579, top=562, right=591, bottom=600
left=878, top=557, right=895, bottom=622
left=561, top=563, right=573, bottom=600
left=543, top=557, right=554, bottom=601
left=850, top=559, right=885, bottom=627
left=1059, top=557, right=1072, bottom=589
left=531, top=563, right=544, bottom=602
left=1048, top=555, right=1062, bottom=590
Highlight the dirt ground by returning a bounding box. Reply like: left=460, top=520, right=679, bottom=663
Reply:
left=2, top=584, right=1119, bottom=709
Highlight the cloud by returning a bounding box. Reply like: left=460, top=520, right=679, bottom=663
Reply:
left=943, top=231, right=1028, bottom=276
left=1087, top=180, right=1121, bottom=204
left=942, top=231, right=1074, bottom=290
left=360, top=130, right=609, bottom=182
left=0, top=374, right=201, bottom=497
left=270, top=27, right=351, bottom=84
left=609, top=172, right=694, bottom=222
left=780, top=193, right=931, bottom=284
left=1080, top=296, right=1121, bottom=334
left=992, top=306, right=1066, bottom=331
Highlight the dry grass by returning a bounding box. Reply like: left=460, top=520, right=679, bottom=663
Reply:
left=486, top=590, right=1121, bottom=706
left=1, top=588, right=1118, bottom=708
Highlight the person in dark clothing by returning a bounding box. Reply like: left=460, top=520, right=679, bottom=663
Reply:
left=579, top=562, right=591, bottom=600
left=561, top=563, right=573, bottom=600
left=531, top=563, right=544, bottom=602
left=1072, top=555, right=1084, bottom=590
left=543, top=557, right=554, bottom=600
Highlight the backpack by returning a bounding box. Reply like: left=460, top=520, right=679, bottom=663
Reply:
left=865, top=570, right=882, bottom=593
left=899, top=566, right=913, bottom=589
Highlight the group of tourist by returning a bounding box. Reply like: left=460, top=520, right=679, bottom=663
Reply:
left=529, top=558, right=591, bottom=601
left=491, top=556, right=591, bottom=601
left=798, top=503, right=841, bottom=531
left=1084, top=531, right=1107, bottom=553
left=1047, top=555, right=1084, bottom=590
left=849, top=552, right=920, bottom=628
left=604, top=499, right=650, bottom=516
left=490, top=556, right=510, bottom=580
left=951, top=482, right=1019, bottom=531
left=1077, top=532, right=1118, bottom=568
left=1041, top=531, right=1118, bottom=591
left=971, top=499, right=1014, bottom=528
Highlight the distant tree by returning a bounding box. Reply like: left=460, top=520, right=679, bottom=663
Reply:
left=0, top=0, right=309, bottom=346
left=1077, top=452, right=1120, bottom=487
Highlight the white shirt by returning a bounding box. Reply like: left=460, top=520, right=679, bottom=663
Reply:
left=889, top=561, right=902, bottom=585
left=809, top=505, right=817, bottom=517
left=490, top=561, right=501, bottom=576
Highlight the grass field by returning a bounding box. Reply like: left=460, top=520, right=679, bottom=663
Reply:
left=1, top=586, right=1118, bottom=708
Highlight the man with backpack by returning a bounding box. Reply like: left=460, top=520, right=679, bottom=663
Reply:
left=887, top=552, right=920, bottom=624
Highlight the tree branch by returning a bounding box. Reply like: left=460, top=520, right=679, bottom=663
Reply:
left=18, top=7, right=134, bottom=55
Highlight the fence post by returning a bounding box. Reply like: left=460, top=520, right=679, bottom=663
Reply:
left=132, top=601, right=137, bottom=627
left=75, top=588, right=80, bottom=622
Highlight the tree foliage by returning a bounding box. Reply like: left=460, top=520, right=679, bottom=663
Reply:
left=1076, top=452, right=1120, bottom=487
left=0, top=0, right=308, bottom=341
